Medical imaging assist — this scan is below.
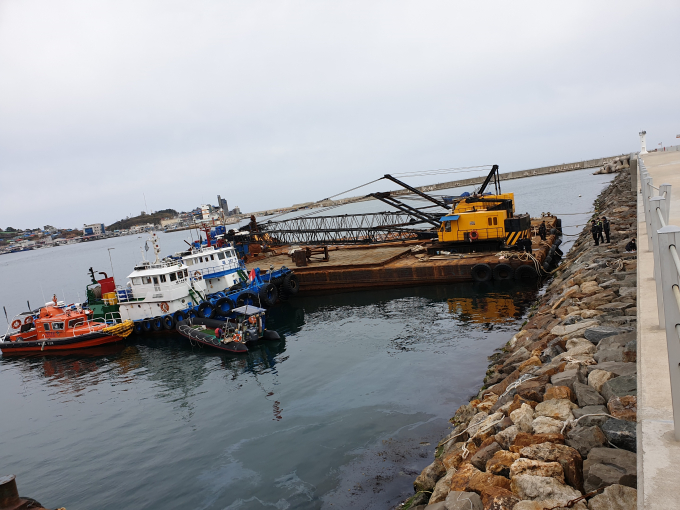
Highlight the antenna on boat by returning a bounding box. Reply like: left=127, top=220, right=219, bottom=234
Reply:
left=39, top=284, right=46, bottom=306
left=3, top=306, right=7, bottom=324
left=27, top=300, right=30, bottom=311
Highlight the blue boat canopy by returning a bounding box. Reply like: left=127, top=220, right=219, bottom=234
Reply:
left=440, top=215, right=460, bottom=221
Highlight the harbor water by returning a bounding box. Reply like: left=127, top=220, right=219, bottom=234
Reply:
left=0, top=169, right=614, bottom=509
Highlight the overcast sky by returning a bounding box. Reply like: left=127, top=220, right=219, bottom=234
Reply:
left=0, top=1, right=678, bottom=229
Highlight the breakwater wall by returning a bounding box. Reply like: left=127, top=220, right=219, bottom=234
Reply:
left=402, top=169, right=638, bottom=510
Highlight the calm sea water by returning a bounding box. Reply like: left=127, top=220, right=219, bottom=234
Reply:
left=0, top=169, right=613, bottom=509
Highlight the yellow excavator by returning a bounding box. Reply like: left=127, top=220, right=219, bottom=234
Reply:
left=436, top=165, right=532, bottom=251
left=374, top=165, right=532, bottom=253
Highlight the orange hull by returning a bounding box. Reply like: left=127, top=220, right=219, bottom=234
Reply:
left=0, top=333, right=122, bottom=354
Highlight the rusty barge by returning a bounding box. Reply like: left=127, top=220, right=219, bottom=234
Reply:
left=244, top=216, right=562, bottom=294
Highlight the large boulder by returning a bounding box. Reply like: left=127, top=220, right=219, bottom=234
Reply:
left=510, top=404, right=535, bottom=434
left=584, top=326, right=622, bottom=343
left=607, top=395, right=636, bottom=422
left=601, top=375, right=637, bottom=402
left=572, top=381, right=605, bottom=407
left=415, top=459, right=446, bottom=492
left=534, top=399, right=578, bottom=421
left=551, top=369, right=587, bottom=392
left=512, top=433, right=565, bottom=451
left=565, top=425, right=607, bottom=457
left=470, top=441, right=502, bottom=471
left=495, top=425, right=520, bottom=450
left=442, top=441, right=478, bottom=471
left=443, top=491, right=483, bottom=510
left=480, top=486, right=520, bottom=510
left=583, top=447, right=637, bottom=493
left=531, top=416, right=564, bottom=435
left=588, top=370, right=615, bottom=393
left=601, top=418, right=636, bottom=452
left=486, top=450, right=520, bottom=478
left=544, top=386, right=574, bottom=402
left=449, top=463, right=511, bottom=494
left=587, top=361, right=636, bottom=377
left=509, top=458, right=565, bottom=483
left=510, top=474, right=581, bottom=503
left=519, top=442, right=583, bottom=492
left=573, top=405, right=610, bottom=427
left=428, top=470, right=455, bottom=504
left=587, top=483, right=637, bottom=510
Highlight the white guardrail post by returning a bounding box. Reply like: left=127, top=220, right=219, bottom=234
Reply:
left=658, top=225, right=680, bottom=441
left=651, top=195, right=666, bottom=326
left=660, top=184, right=672, bottom=223
left=645, top=176, right=655, bottom=251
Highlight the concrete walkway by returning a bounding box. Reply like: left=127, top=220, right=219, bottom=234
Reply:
left=637, top=151, right=680, bottom=509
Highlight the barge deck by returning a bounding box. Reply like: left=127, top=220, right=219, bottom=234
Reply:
left=246, top=217, right=561, bottom=294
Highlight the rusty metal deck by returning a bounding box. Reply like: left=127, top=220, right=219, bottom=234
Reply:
left=246, top=217, right=560, bottom=294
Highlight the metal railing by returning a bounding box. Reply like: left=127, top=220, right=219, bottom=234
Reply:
left=639, top=155, right=680, bottom=440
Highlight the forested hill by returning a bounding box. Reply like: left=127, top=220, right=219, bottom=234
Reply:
left=107, top=209, right=178, bottom=231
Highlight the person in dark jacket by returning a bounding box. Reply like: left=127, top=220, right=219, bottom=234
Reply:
left=591, top=220, right=601, bottom=246
left=602, top=216, right=611, bottom=243
left=538, top=221, right=547, bottom=241
left=596, top=217, right=605, bottom=244
left=625, top=238, right=637, bottom=252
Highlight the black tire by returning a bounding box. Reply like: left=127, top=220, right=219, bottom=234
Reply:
left=173, top=310, right=187, bottom=323
left=151, top=316, right=163, bottom=331
left=229, top=281, right=245, bottom=292
left=471, top=263, right=492, bottom=282
left=492, top=263, right=514, bottom=281
left=215, top=297, right=235, bottom=316
left=133, top=321, right=144, bottom=335
left=197, top=302, right=215, bottom=319
left=262, top=330, right=280, bottom=341
left=188, top=309, right=198, bottom=319
left=553, top=237, right=562, bottom=248
left=555, top=218, right=562, bottom=235
left=259, top=283, right=278, bottom=308
left=515, top=264, right=539, bottom=281
left=282, top=273, right=300, bottom=295
left=555, top=247, right=563, bottom=257
left=236, top=291, right=258, bottom=307
left=142, top=319, right=153, bottom=332
left=162, top=315, right=175, bottom=330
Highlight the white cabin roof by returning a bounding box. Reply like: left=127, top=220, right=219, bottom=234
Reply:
left=127, top=262, right=183, bottom=279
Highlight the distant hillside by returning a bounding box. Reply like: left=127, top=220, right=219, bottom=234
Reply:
left=107, top=209, right=178, bottom=231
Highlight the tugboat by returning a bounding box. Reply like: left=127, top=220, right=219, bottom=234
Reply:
left=0, top=302, right=133, bottom=354
left=176, top=305, right=280, bottom=353
left=108, top=233, right=296, bottom=334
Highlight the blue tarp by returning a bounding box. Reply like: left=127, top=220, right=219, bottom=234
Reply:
left=439, top=215, right=460, bottom=221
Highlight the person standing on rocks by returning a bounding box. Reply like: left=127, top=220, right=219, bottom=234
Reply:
left=596, top=217, right=605, bottom=244
left=591, top=220, right=601, bottom=246
left=602, top=216, right=611, bottom=243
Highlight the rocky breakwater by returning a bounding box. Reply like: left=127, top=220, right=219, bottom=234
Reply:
left=403, top=170, right=638, bottom=510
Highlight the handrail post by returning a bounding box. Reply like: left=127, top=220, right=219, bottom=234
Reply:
left=651, top=196, right=666, bottom=326
left=645, top=177, right=655, bottom=251
left=657, top=225, right=680, bottom=441
left=660, top=184, right=672, bottom=224
left=630, top=153, right=638, bottom=192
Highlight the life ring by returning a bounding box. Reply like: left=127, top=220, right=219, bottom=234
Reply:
left=160, top=302, right=169, bottom=313
left=11, top=319, right=22, bottom=329
left=469, top=230, right=479, bottom=241
left=248, top=316, right=257, bottom=325
left=232, top=332, right=242, bottom=343
left=193, top=271, right=202, bottom=280
left=24, top=316, right=33, bottom=325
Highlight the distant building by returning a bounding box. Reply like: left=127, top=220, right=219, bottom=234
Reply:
left=217, top=195, right=228, bottom=212
left=160, top=218, right=181, bottom=228
left=200, top=204, right=213, bottom=220
left=83, top=223, right=105, bottom=236
left=43, top=225, right=56, bottom=232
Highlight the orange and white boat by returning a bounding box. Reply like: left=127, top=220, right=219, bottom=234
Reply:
left=1, top=303, right=133, bottom=355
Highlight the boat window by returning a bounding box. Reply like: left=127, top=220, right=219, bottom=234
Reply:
left=493, top=217, right=498, bottom=225
left=186, top=258, right=193, bottom=266
left=210, top=254, right=214, bottom=260
left=68, top=318, right=84, bottom=328
left=142, top=276, right=152, bottom=284
left=198, top=256, right=203, bottom=263
left=52, top=322, right=64, bottom=331
left=132, top=277, right=142, bottom=285
left=159, top=275, right=167, bottom=283
left=44, top=323, right=50, bottom=331
left=230, top=250, right=236, bottom=258
left=170, top=272, right=177, bottom=282
left=177, top=271, right=184, bottom=280
left=487, top=217, right=493, bottom=226
left=445, top=221, right=451, bottom=232
left=153, top=277, right=159, bottom=285
left=217, top=252, right=225, bottom=260
left=183, top=269, right=189, bottom=278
